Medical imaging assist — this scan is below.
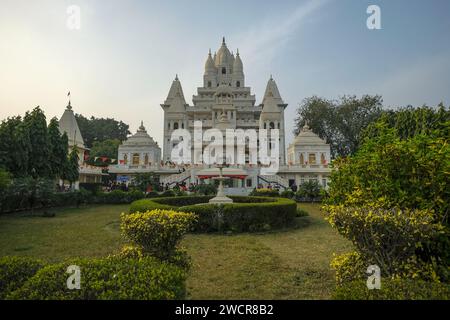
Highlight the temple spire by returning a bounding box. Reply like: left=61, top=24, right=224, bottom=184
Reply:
left=67, top=91, right=72, bottom=110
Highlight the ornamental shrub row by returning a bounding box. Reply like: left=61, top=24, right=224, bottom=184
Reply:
left=128, top=196, right=297, bottom=233
left=249, top=188, right=280, bottom=197
left=324, top=205, right=443, bottom=279
left=6, top=256, right=186, bottom=300
left=333, top=278, right=450, bottom=300
left=0, top=256, right=46, bottom=299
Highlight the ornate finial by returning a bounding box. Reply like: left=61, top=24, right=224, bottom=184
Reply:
left=66, top=91, right=72, bottom=110
left=175, top=74, right=179, bottom=81
left=138, top=120, right=146, bottom=132
left=303, top=120, right=310, bottom=131
left=222, top=36, right=226, bottom=45
left=236, top=48, right=239, bottom=55
left=270, top=74, right=273, bottom=80
left=208, top=48, right=211, bottom=55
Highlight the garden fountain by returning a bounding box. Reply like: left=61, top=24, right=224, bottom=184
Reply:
left=208, top=163, right=233, bottom=204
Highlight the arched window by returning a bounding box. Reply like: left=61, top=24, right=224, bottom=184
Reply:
left=269, top=122, right=275, bottom=129
left=321, top=153, right=326, bottom=164
left=181, top=122, right=184, bottom=129
left=308, top=153, right=316, bottom=165
left=277, top=122, right=280, bottom=129
left=299, top=153, right=304, bottom=165
left=236, top=81, right=240, bottom=87
left=144, top=154, right=149, bottom=165
left=264, top=123, right=267, bottom=129
left=173, top=122, right=179, bottom=130
left=207, top=81, right=212, bottom=88
left=168, top=123, right=170, bottom=129
left=132, top=153, right=140, bottom=165
left=222, top=67, right=226, bottom=74
left=123, top=154, right=128, bottom=165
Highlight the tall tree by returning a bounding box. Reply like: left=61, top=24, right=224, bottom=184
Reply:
left=75, top=114, right=130, bottom=148
left=47, top=117, right=69, bottom=178
left=0, top=116, right=29, bottom=176
left=294, top=95, right=383, bottom=158
left=62, top=145, right=80, bottom=188
left=23, top=107, right=50, bottom=178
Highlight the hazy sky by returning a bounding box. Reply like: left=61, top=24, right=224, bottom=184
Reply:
left=1, top=0, right=449, bottom=147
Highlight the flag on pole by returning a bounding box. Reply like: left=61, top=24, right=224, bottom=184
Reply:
left=67, top=91, right=71, bottom=97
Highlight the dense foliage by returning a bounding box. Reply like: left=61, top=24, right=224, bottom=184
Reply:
left=75, top=114, right=130, bottom=148
left=191, top=183, right=217, bottom=195
left=87, top=139, right=121, bottom=166
left=295, top=180, right=323, bottom=201
left=0, top=107, right=69, bottom=178
left=0, top=256, right=46, bottom=299
left=333, top=278, right=450, bottom=300
left=121, top=209, right=196, bottom=260
left=326, top=206, right=442, bottom=280
left=7, top=257, right=186, bottom=300
left=325, top=104, right=450, bottom=294
left=294, top=95, right=383, bottom=157
left=0, top=187, right=145, bottom=213
left=362, top=104, right=449, bottom=141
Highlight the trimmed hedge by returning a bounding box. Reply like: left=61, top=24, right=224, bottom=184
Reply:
left=249, top=188, right=280, bottom=197
left=0, top=256, right=46, bottom=299
left=333, top=278, right=450, bottom=300
left=129, top=196, right=297, bottom=233
left=121, top=209, right=197, bottom=260
left=8, top=256, right=187, bottom=300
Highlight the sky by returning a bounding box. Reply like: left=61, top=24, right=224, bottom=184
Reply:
left=0, top=0, right=449, bottom=147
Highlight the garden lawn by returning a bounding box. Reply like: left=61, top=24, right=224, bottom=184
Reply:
left=0, top=203, right=351, bottom=299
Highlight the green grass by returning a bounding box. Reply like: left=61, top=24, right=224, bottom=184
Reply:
left=0, top=203, right=352, bottom=299
left=0, top=205, right=127, bottom=262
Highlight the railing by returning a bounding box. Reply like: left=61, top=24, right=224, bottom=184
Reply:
left=258, top=175, right=288, bottom=190
left=160, top=170, right=191, bottom=186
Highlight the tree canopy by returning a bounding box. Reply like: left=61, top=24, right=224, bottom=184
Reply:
left=293, top=95, right=383, bottom=158
left=75, top=114, right=130, bottom=148
left=87, top=139, right=121, bottom=166
left=0, top=107, right=69, bottom=179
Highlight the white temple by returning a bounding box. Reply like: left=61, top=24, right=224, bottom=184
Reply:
left=110, top=38, right=331, bottom=191
left=108, top=122, right=162, bottom=182
left=58, top=101, right=104, bottom=189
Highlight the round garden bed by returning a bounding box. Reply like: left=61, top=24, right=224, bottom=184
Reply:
left=129, top=196, right=297, bottom=233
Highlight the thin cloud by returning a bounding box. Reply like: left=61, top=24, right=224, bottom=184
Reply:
left=232, top=0, right=330, bottom=69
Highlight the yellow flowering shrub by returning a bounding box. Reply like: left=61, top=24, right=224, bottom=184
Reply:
left=330, top=251, right=366, bottom=286
left=121, top=209, right=197, bottom=260
left=333, top=278, right=450, bottom=300
left=9, top=256, right=187, bottom=300
left=324, top=205, right=444, bottom=278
